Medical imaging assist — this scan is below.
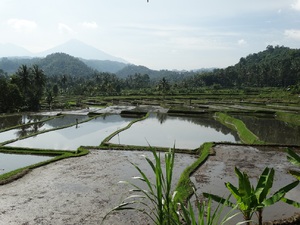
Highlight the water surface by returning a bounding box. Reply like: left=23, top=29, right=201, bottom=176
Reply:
left=110, top=113, right=240, bottom=149
left=0, top=114, right=46, bottom=130
left=234, top=114, right=300, bottom=145
left=0, top=153, right=52, bottom=175
left=6, top=115, right=133, bottom=150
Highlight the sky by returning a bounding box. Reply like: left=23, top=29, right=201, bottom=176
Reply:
left=0, top=0, right=300, bottom=70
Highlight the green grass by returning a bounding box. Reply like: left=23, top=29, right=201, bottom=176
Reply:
left=175, top=142, right=213, bottom=202
left=215, top=112, right=263, bottom=144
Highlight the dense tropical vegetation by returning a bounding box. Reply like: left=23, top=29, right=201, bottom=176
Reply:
left=0, top=45, right=299, bottom=113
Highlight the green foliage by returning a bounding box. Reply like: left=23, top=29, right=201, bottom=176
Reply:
left=175, top=142, right=212, bottom=202
left=184, top=46, right=300, bottom=88
left=8, top=64, right=46, bottom=111
left=287, top=148, right=300, bottom=168
left=39, top=53, right=94, bottom=77
left=0, top=76, right=23, bottom=112
left=103, top=147, right=238, bottom=225
left=103, top=148, right=179, bottom=224
left=204, top=167, right=299, bottom=225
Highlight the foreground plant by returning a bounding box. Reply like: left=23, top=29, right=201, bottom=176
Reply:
left=286, top=148, right=300, bottom=180
left=204, top=167, right=299, bottom=225
left=102, top=148, right=239, bottom=225
left=281, top=148, right=300, bottom=208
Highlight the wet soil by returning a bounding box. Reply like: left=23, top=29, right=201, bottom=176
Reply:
left=191, top=144, right=300, bottom=224
left=0, top=150, right=196, bottom=225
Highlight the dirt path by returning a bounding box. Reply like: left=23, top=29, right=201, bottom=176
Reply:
left=0, top=150, right=195, bottom=225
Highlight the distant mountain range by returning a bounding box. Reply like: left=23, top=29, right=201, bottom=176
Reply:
left=0, top=43, right=33, bottom=57
left=0, top=39, right=211, bottom=80
left=36, top=39, right=128, bottom=63
left=0, top=39, right=127, bottom=63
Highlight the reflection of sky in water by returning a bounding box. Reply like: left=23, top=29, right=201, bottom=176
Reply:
left=0, top=153, right=52, bottom=175
left=6, top=115, right=133, bottom=150
left=110, top=114, right=239, bottom=149
left=0, top=115, right=90, bottom=144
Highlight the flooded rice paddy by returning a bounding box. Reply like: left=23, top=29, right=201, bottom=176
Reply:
left=0, top=115, right=90, bottom=143
left=233, top=113, right=300, bottom=145
left=110, top=113, right=240, bottom=149
left=1, top=108, right=300, bottom=224
left=0, top=150, right=196, bottom=225
left=0, top=114, right=47, bottom=130
left=5, top=115, right=133, bottom=150
left=0, top=153, right=52, bottom=175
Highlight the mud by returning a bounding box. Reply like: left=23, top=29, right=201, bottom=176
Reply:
left=0, top=150, right=196, bottom=225
left=191, top=144, right=300, bottom=224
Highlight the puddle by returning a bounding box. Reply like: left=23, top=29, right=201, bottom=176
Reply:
left=6, top=115, right=134, bottom=150
left=110, top=113, right=240, bottom=149
left=0, top=153, right=52, bottom=175
left=191, top=145, right=300, bottom=223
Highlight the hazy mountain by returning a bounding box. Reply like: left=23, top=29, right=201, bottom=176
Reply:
left=81, top=59, right=127, bottom=73
left=36, top=39, right=128, bottom=63
left=0, top=57, right=41, bottom=74
left=0, top=43, right=33, bottom=57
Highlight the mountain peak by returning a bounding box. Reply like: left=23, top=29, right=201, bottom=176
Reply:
left=0, top=43, right=33, bottom=57
left=37, top=39, right=128, bottom=63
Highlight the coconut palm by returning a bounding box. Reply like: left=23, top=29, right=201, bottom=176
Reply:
left=16, top=64, right=31, bottom=96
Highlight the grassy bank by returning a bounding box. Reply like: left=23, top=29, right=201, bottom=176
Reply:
left=174, top=142, right=213, bottom=202
left=215, top=112, right=263, bottom=144
left=101, top=113, right=150, bottom=146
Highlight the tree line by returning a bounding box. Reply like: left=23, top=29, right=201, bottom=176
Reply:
left=0, top=45, right=299, bottom=113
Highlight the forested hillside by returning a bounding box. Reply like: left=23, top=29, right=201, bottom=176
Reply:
left=0, top=57, right=40, bottom=74
left=38, top=53, right=95, bottom=77
left=183, top=46, right=300, bottom=88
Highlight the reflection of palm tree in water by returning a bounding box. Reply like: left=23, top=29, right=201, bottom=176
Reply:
left=15, top=125, right=30, bottom=138
left=31, top=122, right=45, bottom=133
left=16, top=121, right=45, bottom=138
left=156, top=113, right=168, bottom=124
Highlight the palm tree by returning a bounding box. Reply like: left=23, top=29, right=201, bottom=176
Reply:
left=157, top=77, right=170, bottom=99
left=32, top=65, right=46, bottom=90
left=16, top=64, right=31, bottom=96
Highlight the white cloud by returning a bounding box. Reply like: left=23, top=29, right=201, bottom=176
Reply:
left=238, top=39, right=247, bottom=46
left=7, top=18, right=37, bottom=32
left=284, top=29, right=300, bottom=40
left=292, top=0, right=300, bottom=10
left=80, top=21, right=98, bottom=29
left=58, top=23, right=75, bottom=34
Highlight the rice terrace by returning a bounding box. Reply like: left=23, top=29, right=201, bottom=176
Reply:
left=0, top=87, right=300, bottom=225
left=0, top=5, right=300, bottom=222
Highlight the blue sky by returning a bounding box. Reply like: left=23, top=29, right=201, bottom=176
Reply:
left=1, top=0, right=300, bottom=70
